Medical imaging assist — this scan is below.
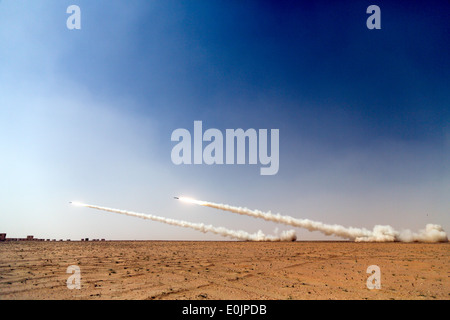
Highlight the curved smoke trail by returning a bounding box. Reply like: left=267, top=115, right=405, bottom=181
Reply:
left=71, top=202, right=297, bottom=242
left=178, top=197, right=448, bottom=242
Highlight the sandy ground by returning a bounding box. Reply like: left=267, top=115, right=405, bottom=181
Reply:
left=0, top=241, right=448, bottom=300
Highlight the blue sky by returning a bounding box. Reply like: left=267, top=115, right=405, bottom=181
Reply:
left=0, top=0, right=448, bottom=240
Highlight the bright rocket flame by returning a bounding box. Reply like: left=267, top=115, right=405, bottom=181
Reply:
left=70, top=201, right=84, bottom=207
left=178, top=197, right=207, bottom=205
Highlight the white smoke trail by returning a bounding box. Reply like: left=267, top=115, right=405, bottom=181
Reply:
left=178, top=197, right=448, bottom=243
left=71, top=202, right=297, bottom=242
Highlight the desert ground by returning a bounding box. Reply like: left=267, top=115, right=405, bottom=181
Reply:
left=0, top=241, right=448, bottom=300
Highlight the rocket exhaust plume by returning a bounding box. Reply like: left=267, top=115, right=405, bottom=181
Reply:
left=71, top=202, right=297, bottom=242
left=176, top=197, right=448, bottom=243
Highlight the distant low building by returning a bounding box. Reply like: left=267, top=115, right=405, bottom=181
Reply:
left=0, top=233, right=6, bottom=241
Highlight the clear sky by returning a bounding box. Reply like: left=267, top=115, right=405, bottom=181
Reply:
left=0, top=0, right=448, bottom=240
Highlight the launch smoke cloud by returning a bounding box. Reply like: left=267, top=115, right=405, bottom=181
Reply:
left=179, top=197, right=448, bottom=243
left=71, top=202, right=296, bottom=242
